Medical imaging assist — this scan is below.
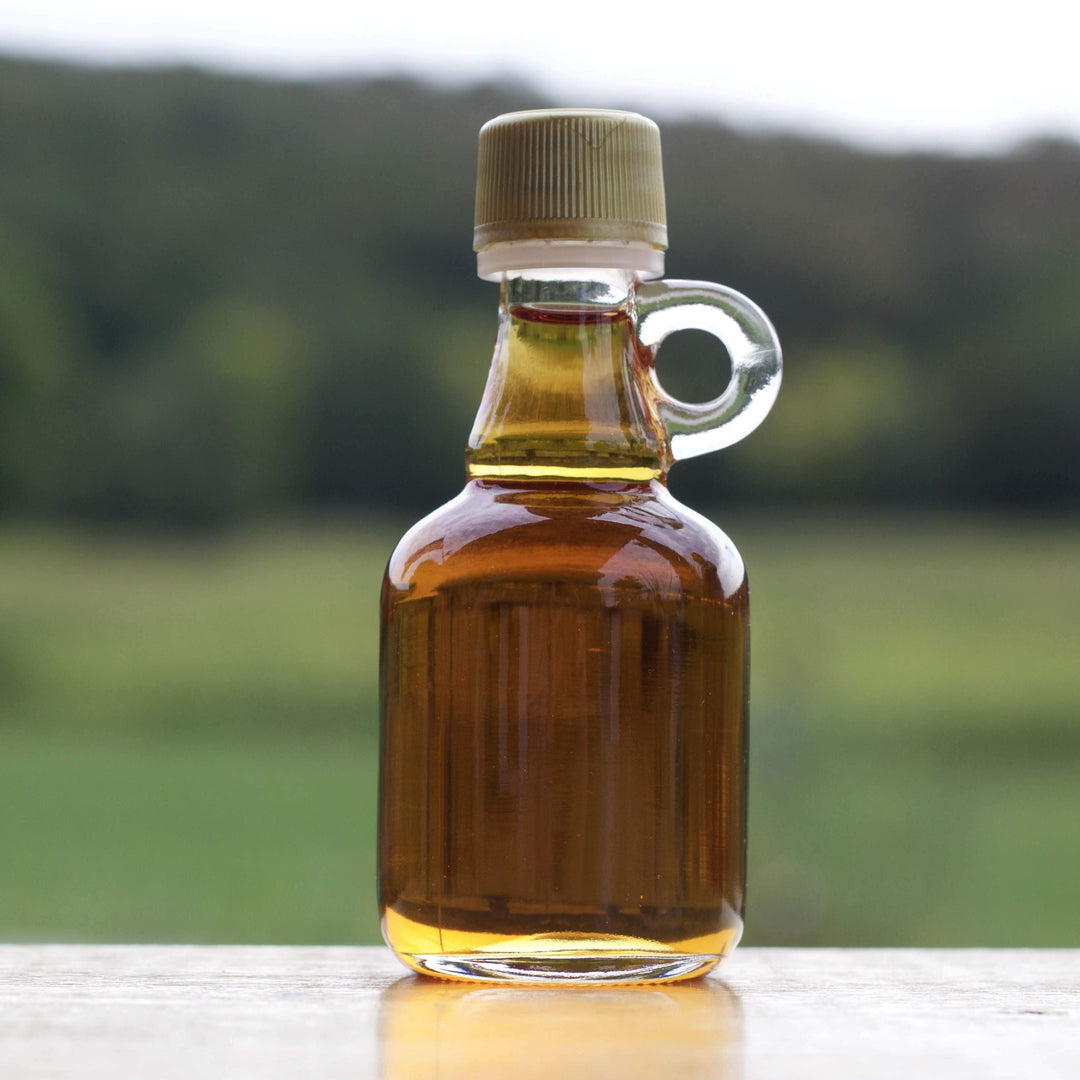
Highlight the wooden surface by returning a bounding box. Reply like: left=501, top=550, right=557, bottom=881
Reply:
left=1, top=947, right=1077, bottom=1078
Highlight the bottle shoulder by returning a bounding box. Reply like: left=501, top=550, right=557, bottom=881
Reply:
left=386, top=480, right=745, bottom=603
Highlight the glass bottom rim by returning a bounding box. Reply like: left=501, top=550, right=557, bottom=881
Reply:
left=401, top=951, right=722, bottom=985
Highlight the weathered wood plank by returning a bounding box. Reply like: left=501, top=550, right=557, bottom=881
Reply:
left=0, top=947, right=1076, bottom=1079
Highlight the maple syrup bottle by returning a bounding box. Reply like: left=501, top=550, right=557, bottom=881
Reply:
left=378, top=109, right=781, bottom=983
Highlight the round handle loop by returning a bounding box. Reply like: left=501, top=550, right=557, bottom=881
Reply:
left=634, top=279, right=782, bottom=460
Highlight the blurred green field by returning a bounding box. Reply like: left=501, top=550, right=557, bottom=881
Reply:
left=1, top=516, right=1077, bottom=945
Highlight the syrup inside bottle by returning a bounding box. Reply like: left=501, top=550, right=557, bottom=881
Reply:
left=378, top=275, right=747, bottom=982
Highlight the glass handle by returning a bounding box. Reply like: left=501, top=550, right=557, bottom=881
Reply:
left=634, top=279, right=782, bottom=460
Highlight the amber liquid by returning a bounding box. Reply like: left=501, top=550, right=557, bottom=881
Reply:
left=379, top=298, right=748, bottom=983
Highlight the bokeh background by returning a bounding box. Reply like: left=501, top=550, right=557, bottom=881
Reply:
left=1, top=2, right=1078, bottom=947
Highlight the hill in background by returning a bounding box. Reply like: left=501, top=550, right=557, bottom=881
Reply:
left=1, top=56, right=1078, bottom=525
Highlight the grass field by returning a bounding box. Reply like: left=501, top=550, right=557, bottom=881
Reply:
left=1, top=514, right=1077, bottom=946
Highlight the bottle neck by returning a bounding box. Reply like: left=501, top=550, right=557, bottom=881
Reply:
left=465, top=269, right=671, bottom=484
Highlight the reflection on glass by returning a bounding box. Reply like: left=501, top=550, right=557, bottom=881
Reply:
left=379, top=975, right=741, bottom=1080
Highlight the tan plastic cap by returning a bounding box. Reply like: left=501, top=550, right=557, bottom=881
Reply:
left=474, top=109, right=668, bottom=255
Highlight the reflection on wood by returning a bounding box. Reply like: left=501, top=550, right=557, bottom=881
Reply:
left=379, top=975, right=741, bottom=1079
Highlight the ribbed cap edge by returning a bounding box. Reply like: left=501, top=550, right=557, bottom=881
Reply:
left=474, top=109, right=668, bottom=252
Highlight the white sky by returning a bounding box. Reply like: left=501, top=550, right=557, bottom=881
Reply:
left=0, top=0, right=1077, bottom=153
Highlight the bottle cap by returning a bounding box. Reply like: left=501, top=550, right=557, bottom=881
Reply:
left=474, top=109, right=667, bottom=278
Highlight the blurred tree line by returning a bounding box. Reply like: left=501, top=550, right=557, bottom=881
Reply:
left=0, top=55, right=1077, bottom=527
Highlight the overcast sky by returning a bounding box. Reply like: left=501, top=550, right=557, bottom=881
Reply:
left=1, top=0, right=1076, bottom=153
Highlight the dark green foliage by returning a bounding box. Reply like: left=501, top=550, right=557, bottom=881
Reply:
left=0, top=56, right=1078, bottom=524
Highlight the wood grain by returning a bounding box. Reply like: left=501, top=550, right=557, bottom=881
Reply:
left=0, top=947, right=1076, bottom=1078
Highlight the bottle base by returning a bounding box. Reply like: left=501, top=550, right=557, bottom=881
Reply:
left=400, top=951, right=721, bottom=985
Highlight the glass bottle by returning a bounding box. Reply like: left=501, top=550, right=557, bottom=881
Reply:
left=378, top=109, right=781, bottom=984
